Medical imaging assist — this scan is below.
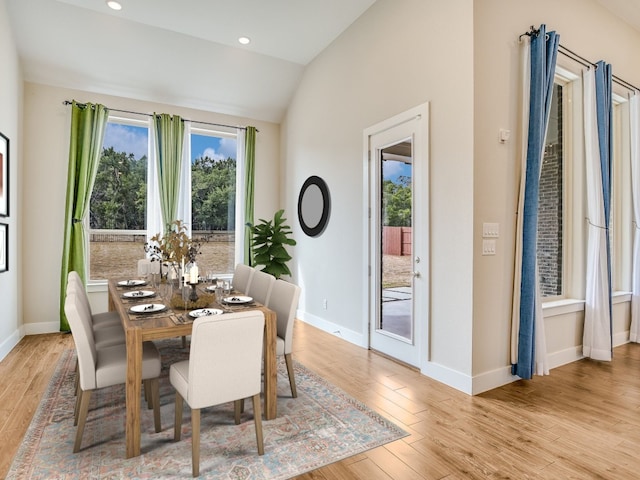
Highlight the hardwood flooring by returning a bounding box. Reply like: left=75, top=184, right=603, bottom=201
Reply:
left=2, top=321, right=640, bottom=479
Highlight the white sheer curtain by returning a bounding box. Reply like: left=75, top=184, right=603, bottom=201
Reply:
left=630, top=94, right=640, bottom=342
left=146, top=118, right=191, bottom=241
left=176, top=121, right=192, bottom=236
left=582, top=67, right=612, bottom=361
left=235, top=128, right=246, bottom=267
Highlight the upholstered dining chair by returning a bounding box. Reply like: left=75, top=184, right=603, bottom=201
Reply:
left=170, top=311, right=266, bottom=477
left=66, top=274, right=125, bottom=349
left=246, top=269, right=275, bottom=305
left=67, top=271, right=122, bottom=331
left=231, top=263, right=254, bottom=293
left=267, top=279, right=302, bottom=397
left=64, top=292, right=162, bottom=453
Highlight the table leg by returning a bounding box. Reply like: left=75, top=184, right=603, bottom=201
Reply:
left=263, top=311, right=277, bottom=420
left=125, top=327, right=142, bottom=458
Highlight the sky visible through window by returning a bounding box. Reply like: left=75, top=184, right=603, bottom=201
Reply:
left=102, top=123, right=237, bottom=161
left=383, top=160, right=412, bottom=183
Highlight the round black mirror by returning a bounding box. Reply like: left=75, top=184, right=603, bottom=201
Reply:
left=298, top=176, right=330, bottom=237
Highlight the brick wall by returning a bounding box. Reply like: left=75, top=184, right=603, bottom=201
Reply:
left=537, top=85, right=563, bottom=297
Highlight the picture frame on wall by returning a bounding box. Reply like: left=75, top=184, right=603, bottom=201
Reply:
left=0, top=223, right=7, bottom=273
left=0, top=131, right=8, bottom=217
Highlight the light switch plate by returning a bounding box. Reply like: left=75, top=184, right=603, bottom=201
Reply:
left=482, top=239, right=496, bottom=255
left=482, top=222, right=499, bottom=238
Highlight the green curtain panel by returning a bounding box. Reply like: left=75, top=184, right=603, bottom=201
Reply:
left=59, top=101, right=109, bottom=331
left=244, top=126, right=256, bottom=265
left=154, top=113, right=185, bottom=227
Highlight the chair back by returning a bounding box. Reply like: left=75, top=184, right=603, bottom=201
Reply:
left=64, top=293, right=98, bottom=390
left=187, top=311, right=265, bottom=409
left=247, top=269, right=275, bottom=305
left=68, top=270, right=83, bottom=289
left=67, top=273, right=95, bottom=317
left=232, top=263, right=254, bottom=293
left=267, top=279, right=301, bottom=353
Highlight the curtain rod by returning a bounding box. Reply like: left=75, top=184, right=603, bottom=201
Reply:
left=62, top=100, right=257, bottom=132
left=519, top=26, right=640, bottom=94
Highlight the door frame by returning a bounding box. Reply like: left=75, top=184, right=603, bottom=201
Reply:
left=362, top=103, right=430, bottom=372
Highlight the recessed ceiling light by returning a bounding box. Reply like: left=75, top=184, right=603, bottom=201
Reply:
left=238, top=36, right=251, bottom=45
left=106, top=1, right=122, bottom=10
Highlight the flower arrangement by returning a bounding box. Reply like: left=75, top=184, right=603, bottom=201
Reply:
left=144, top=220, right=201, bottom=267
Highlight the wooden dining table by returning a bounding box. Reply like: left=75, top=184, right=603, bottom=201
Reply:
left=107, top=278, right=278, bottom=459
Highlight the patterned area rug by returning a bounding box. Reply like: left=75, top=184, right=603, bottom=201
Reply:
left=8, top=339, right=406, bottom=479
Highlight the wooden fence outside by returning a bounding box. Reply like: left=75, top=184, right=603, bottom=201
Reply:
left=89, top=230, right=235, bottom=243
left=382, top=226, right=412, bottom=256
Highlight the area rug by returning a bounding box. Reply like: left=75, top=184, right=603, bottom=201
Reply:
left=7, top=339, right=407, bottom=479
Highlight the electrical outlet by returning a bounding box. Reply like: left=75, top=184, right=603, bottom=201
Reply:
left=323, top=299, right=328, bottom=309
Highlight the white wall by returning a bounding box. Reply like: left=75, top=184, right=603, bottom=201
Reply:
left=21, top=82, right=281, bottom=332
left=282, top=0, right=476, bottom=386
left=472, top=0, right=640, bottom=386
left=0, top=0, right=23, bottom=361
left=284, top=0, right=640, bottom=394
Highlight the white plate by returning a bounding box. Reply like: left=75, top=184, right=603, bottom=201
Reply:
left=223, top=295, right=253, bottom=305
left=204, top=285, right=217, bottom=292
left=189, top=308, right=223, bottom=318
left=118, top=279, right=147, bottom=287
left=129, top=303, right=166, bottom=314
left=123, top=290, right=155, bottom=299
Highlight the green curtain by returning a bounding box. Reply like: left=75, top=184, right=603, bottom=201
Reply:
left=244, top=126, right=256, bottom=265
left=153, top=113, right=184, bottom=227
left=59, top=101, right=109, bottom=331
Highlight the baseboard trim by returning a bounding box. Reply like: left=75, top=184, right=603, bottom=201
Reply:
left=0, top=328, right=23, bottom=363
left=297, top=310, right=367, bottom=348
left=24, top=321, right=60, bottom=335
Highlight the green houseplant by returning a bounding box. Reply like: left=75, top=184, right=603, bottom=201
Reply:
left=249, top=209, right=297, bottom=279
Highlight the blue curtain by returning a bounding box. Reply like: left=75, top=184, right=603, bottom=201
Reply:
left=596, top=60, right=613, bottom=355
left=512, top=25, right=559, bottom=379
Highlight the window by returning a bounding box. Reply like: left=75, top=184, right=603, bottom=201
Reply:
left=538, top=83, right=565, bottom=298
left=190, top=130, right=238, bottom=279
left=89, top=119, right=240, bottom=281
left=611, top=96, right=632, bottom=292
left=89, top=119, right=149, bottom=280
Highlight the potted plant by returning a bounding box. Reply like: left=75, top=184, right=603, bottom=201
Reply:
left=144, top=219, right=201, bottom=280
left=249, top=209, right=297, bottom=279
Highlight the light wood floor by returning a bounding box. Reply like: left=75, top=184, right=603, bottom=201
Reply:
left=3, top=321, right=640, bottom=479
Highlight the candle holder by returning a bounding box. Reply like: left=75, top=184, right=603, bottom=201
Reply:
left=189, top=282, right=199, bottom=302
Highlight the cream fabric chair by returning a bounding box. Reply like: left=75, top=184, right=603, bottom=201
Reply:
left=66, top=274, right=124, bottom=349
left=170, top=311, right=265, bottom=477
left=64, top=292, right=162, bottom=453
left=232, top=263, right=254, bottom=293
left=246, top=269, right=274, bottom=305
left=267, top=279, right=302, bottom=397
left=67, top=271, right=121, bottom=331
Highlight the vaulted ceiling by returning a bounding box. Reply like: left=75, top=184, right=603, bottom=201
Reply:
left=6, top=0, right=377, bottom=123
left=5, top=1, right=640, bottom=124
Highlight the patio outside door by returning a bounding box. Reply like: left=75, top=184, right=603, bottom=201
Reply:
left=364, top=104, right=429, bottom=368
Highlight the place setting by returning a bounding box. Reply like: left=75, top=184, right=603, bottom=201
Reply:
left=121, top=289, right=156, bottom=300
left=117, top=279, right=148, bottom=288
left=129, top=303, right=167, bottom=315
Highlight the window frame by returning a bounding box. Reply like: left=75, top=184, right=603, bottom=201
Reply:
left=87, top=116, right=243, bottom=284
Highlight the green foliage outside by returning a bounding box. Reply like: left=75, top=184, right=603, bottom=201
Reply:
left=90, top=147, right=147, bottom=229
left=383, top=175, right=412, bottom=227
left=90, top=147, right=236, bottom=231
